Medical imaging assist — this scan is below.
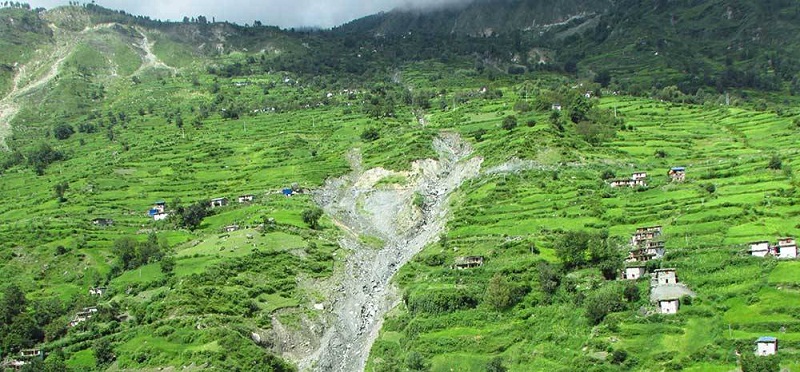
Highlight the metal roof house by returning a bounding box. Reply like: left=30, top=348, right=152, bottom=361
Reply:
left=755, top=336, right=778, bottom=356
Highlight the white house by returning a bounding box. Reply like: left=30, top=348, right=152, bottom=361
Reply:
left=658, top=298, right=680, bottom=314
left=238, top=194, right=254, bottom=203
left=89, top=287, right=107, bottom=296
left=749, top=241, right=771, bottom=257
left=153, top=212, right=169, bottom=221
left=653, top=268, right=678, bottom=286
left=622, top=266, right=646, bottom=280
left=210, top=197, right=228, bottom=208
left=631, top=172, right=647, bottom=181
left=755, top=336, right=778, bottom=356
left=776, top=238, right=797, bottom=259
left=223, top=225, right=239, bottom=233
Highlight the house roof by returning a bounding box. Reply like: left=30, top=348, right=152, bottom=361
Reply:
left=211, top=197, right=227, bottom=201
left=154, top=200, right=166, bottom=205
left=670, top=167, right=685, bottom=171
left=654, top=268, right=676, bottom=272
left=756, top=336, right=777, bottom=343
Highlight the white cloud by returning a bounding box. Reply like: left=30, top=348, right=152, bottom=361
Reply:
left=26, top=0, right=475, bottom=29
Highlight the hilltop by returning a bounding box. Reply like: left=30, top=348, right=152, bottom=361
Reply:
left=0, top=2, right=798, bottom=372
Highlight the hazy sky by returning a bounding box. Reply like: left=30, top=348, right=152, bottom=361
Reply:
left=25, top=0, right=473, bottom=28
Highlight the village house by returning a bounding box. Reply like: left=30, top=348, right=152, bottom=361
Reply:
left=652, top=268, right=678, bottom=286
left=621, top=265, right=646, bottom=280
left=631, top=226, right=662, bottom=246
left=149, top=201, right=168, bottom=221
left=551, top=103, right=562, bottom=111
left=151, top=201, right=166, bottom=214
left=223, top=224, right=239, bottom=233
left=282, top=188, right=294, bottom=197
left=69, top=307, right=98, bottom=327
left=748, top=238, right=797, bottom=259
left=658, top=298, right=680, bottom=314
left=776, top=238, right=797, bottom=259
left=610, top=172, right=648, bottom=188
left=453, top=256, right=484, bottom=269
left=89, top=286, right=107, bottom=296
left=668, top=167, right=686, bottom=182
left=1, top=359, right=27, bottom=370
left=18, top=349, right=42, bottom=359
left=238, top=194, right=254, bottom=203
left=755, top=336, right=778, bottom=356
left=210, top=197, right=228, bottom=208
left=92, top=218, right=114, bottom=227
left=627, top=246, right=661, bottom=262
left=748, top=241, right=771, bottom=257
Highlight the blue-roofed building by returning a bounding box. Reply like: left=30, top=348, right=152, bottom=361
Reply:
left=755, top=336, right=778, bottom=356
left=282, top=188, right=293, bottom=197
left=668, top=167, right=686, bottom=182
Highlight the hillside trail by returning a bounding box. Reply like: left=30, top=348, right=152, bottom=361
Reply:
left=299, top=133, right=482, bottom=371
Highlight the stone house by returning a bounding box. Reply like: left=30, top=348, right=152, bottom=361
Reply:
left=755, top=336, right=778, bottom=356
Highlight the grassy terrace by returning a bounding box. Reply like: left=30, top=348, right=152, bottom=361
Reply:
left=368, top=95, right=800, bottom=371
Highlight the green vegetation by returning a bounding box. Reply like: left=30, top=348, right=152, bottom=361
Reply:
left=0, top=1, right=799, bottom=371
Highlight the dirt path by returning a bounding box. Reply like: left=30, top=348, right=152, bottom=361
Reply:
left=299, top=133, right=482, bottom=372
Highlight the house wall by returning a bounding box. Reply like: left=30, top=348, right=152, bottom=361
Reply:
left=154, top=213, right=169, bottom=221
left=655, top=271, right=677, bottom=285
left=777, top=246, right=797, bottom=259
left=660, top=300, right=679, bottom=314
left=624, top=267, right=645, bottom=280
left=756, top=342, right=777, bottom=356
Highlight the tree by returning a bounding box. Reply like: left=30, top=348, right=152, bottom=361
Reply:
left=584, top=286, right=624, bottom=325
left=179, top=201, right=210, bottom=231
left=555, top=231, right=592, bottom=270
left=405, top=351, right=428, bottom=371
left=43, top=348, right=67, bottom=372
left=501, top=115, right=518, bottom=131
left=94, top=338, right=115, bottom=366
left=53, top=181, right=69, bottom=202
left=589, top=234, right=624, bottom=280
left=537, top=261, right=561, bottom=300
left=302, top=207, right=323, bottom=230
left=623, top=282, right=640, bottom=302
left=160, top=256, right=176, bottom=275
left=53, top=124, right=75, bottom=140
left=1, top=284, right=27, bottom=325
left=27, top=142, right=65, bottom=175
left=484, top=274, right=514, bottom=311
left=112, top=236, right=138, bottom=269
left=594, top=70, right=612, bottom=88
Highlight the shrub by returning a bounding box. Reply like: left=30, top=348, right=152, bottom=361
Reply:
left=513, top=101, right=531, bottom=113
left=53, top=124, right=75, bottom=140
left=654, top=149, right=667, bottom=158
left=361, top=127, right=380, bottom=142
left=502, top=115, right=518, bottom=131
left=768, top=155, right=782, bottom=170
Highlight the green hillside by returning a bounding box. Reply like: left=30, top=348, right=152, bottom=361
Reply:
left=0, top=2, right=798, bottom=372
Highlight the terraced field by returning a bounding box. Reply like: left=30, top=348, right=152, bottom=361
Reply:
left=368, top=95, right=800, bottom=371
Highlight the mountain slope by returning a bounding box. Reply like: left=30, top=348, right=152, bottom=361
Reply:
left=0, top=2, right=799, bottom=372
